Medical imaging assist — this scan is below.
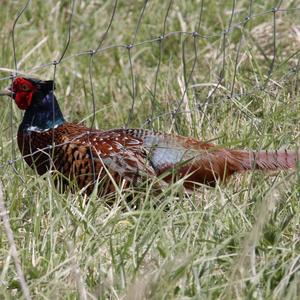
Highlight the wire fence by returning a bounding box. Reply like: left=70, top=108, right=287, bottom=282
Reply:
left=1, top=2, right=300, bottom=298
left=1, top=0, right=300, bottom=180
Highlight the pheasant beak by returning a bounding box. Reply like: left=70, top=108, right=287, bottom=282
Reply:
left=0, top=86, right=14, bottom=97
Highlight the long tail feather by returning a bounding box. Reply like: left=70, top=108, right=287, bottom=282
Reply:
left=230, top=149, right=299, bottom=172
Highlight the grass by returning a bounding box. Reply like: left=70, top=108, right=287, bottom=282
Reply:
left=1, top=0, right=300, bottom=299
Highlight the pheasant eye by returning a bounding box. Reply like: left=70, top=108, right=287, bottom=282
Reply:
left=20, top=84, right=30, bottom=92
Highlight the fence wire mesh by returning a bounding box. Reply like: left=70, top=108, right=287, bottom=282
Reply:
left=2, top=1, right=300, bottom=298
left=1, top=0, right=300, bottom=189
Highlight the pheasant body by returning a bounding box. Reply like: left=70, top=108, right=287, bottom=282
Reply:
left=1, top=77, right=298, bottom=195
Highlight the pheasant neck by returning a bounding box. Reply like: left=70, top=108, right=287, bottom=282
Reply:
left=19, top=91, right=65, bottom=132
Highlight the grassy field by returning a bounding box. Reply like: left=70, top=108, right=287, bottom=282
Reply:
left=1, top=0, right=300, bottom=299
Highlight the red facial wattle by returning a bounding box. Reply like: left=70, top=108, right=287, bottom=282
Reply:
left=15, top=91, right=34, bottom=110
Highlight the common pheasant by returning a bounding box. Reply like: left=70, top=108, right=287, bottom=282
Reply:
left=0, top=77, right=298, bottom=195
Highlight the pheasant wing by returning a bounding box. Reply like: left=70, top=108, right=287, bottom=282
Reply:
left=82, top=130, right=157, bottom=184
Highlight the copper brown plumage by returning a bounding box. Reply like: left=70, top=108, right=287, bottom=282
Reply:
left=0, top=77, right=299, bottom=195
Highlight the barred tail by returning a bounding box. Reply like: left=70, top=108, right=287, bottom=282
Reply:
left=230, top=149, right=299, bottom=172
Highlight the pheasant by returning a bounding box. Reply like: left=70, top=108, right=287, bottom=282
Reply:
left=0, top=77, right=298, bottom=195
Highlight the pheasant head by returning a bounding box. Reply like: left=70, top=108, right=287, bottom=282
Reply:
left=0, top=77, right=65, bottom=132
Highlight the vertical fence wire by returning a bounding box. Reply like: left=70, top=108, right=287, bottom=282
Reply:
left=148, top=0, right=174, bottom=126
left=9, top=0, right=31, bottom=184
left=126, top=0, right=149, bottom=127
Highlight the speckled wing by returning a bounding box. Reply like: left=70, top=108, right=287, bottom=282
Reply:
left=58, top=127, right=157, bottom=187
left=90, top=130, right=157, bottom=184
